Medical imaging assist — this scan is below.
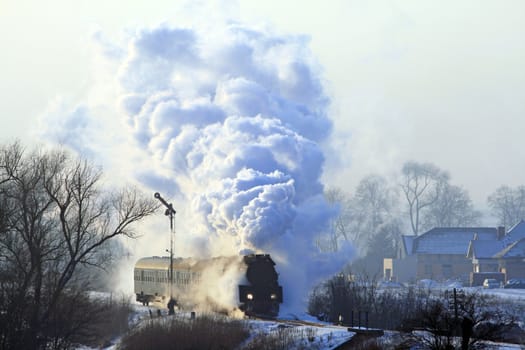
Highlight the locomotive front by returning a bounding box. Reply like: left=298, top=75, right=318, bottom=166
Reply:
left=238, top=254, right=283, bottom=317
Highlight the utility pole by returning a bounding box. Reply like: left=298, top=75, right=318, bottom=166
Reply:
left=154, top=192, right=176, bottom=313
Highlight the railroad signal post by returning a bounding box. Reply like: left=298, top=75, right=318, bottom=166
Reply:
left=154, top=192, right=176, bottom=313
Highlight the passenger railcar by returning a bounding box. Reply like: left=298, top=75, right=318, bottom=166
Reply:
left=134, top=254, right=283, bottom=317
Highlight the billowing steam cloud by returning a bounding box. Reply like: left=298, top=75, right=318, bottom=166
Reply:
left=38, top=22, right=354, bottom=313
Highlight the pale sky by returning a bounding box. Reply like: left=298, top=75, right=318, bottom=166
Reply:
left=1, top=0, right=524, bottom=211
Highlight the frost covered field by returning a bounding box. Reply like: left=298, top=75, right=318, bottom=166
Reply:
left=86, top=302, right=354, bottom=350
left=81, top=286, right=525, bottom=350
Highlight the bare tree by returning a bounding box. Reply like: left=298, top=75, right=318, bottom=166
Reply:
left=0, top=142, right=158, bottom=349
left=421, top=183, right=482, bottom=231
left=322, top=187, right=352, bottom=252
left=350, top=175, right=397, bottom=249
left=322, top=176, right=397, bottom=253
left=400, top=161, right=449, bottom=235
left=367, top=219, right=402, bottom=256
left=404, top=290, right=520, bottom=349
left=488, top=185, right=525, bottom=228
left=0, top=142, right=23, bottom=238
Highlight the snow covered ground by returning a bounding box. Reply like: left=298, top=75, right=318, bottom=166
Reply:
left=241, top=317, right=354, bottom=350
left=128, top=305, right=355, bottom=350
left=478, top=287, right=525, bottom=300
left=81, top=289, right=525, bottom=349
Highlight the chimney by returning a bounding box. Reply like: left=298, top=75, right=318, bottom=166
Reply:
left=497, top=226, right=505, bottom=240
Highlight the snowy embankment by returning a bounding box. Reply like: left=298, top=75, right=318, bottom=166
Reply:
left=82, top=299, right=354, bottom=350
left=83, top=287, right=525, bottom=349
left=477, top=287, right=525, bottom=300
left=242, top=317, right=354, bottom=350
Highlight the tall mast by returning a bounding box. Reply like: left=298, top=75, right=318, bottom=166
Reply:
left=154, top=192, right=176, bottom=299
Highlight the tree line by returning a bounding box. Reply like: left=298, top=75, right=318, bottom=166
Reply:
left=0, top=142, right=157, bottom=350
left=308, top=274, right=523, bottom=348
left=321, top=161, right=525, bottom=273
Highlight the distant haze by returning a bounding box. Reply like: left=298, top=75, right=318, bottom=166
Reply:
left=1, top=1, right=524, bottom=212
left=1, top=0, right=524, bottom=307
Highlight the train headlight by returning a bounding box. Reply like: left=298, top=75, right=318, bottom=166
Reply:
left=246, top=293, right=254, bottom=300
left=270, top=293, right=277, bottom=300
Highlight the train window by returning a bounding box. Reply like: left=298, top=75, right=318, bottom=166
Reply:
left=141, top=270, right=144, bottom=282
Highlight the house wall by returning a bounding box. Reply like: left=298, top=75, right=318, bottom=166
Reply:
left=383, top=258, right=393, bottom=280
left=416, top=254, right=472, bottom=283
left=383, top=255, right=417, bottom=283
left=500, top=259, right=525, bottom=280
left=474, top=258, right=500, bottom=273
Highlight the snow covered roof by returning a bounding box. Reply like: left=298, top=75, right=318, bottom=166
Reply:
left=505, top=220, right=525, bottom=243
left=410, top=227, right=497, bottom=255
left=399, top=225, right=525, bottom=259
left=467, top=239, right=507, bottom=259
left=495, top=237, right=525, bottom=258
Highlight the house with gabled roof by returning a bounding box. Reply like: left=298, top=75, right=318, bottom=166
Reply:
left=467, top=220, right=525, bottom=282
left=495, top=237, right=525, bottom=281
left=384, top=223, right=525, bottom=285
left=467, top=239, right=506, bottom=273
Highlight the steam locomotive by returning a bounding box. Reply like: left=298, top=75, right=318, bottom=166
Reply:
left=134, top=254, right=283, bottom=317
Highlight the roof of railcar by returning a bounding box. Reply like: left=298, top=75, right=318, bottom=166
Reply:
left=135, top=256, right=197, bottom=270
left=134, top=255, right=243, bottom=271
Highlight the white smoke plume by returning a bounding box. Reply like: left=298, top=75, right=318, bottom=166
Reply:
left=38, top=21, right=354, bottom=313
left=187, top=256, right=247, bottom=315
